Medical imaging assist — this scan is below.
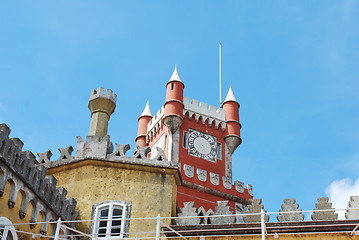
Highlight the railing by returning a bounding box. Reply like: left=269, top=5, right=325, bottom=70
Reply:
left=2, top=208, right=359, bottom=240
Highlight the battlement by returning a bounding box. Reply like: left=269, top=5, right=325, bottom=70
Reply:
left=0, top=123, right=78, bottom=225
left=89, top=87, right=117, bottom=104
left=147, top=107, right=165, bottom=140
left=183, top=96, right=225, bottom=121
left=182, top=163, right=253, bottom=198
left=183, top=96, right=226, bottom=131
left=175, top=196, right=359, bottom=226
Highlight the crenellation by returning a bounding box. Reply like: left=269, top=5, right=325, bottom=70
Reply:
left=37, top=150, right=52, bottom=164
left=0, top=123, right=11, bottom=138
left=243, top=199, right=269, bottom=223
left=210, top=201, right=236, bottom=224
left=277, top=199, right=304, bottom=222
left=235, top=181, right=244, bottom=193
left=75, top=135, right=113, bottom=159
left=147, top=107, right=164, bottom=139
left=89, top=87, right=117, bottom=104
left=58, top=146, right=74, bottom=160
left=0, top=123, right=78, bottom=222
left=183, top=96, right=225, bottom=121
left=247, top=184, right=253, bottom=196
left=110, top=143, right=130, bottom=157
left=176, top=202, right=201, bottom=225
left=311, top=197, right=338, bottom=221
left=346, top=196, right=359, bottom=220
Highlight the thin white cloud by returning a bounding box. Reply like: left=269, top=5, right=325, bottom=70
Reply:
left=326, top=178, right=359, bottom=219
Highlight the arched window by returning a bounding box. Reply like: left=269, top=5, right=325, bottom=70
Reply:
left=0, top=217, right=18, bottom=240
left=91, top=200, right=131, bottom=239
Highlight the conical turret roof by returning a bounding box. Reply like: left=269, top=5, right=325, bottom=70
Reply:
left=223, top=86, right=237, bottom=103
left=168, top=66, right=182, bottom=82
left=140, top=101, right=152, bottom=117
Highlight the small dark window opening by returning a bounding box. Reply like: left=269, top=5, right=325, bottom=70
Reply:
left=217, top=142, right=222, bottom=159
left=183, top=131, right=188, bottom=148
left=171, top=83, right=174, bottom=90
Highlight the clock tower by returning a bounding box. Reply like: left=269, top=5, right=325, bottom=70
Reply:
left=136, top=67, right=253, bottom=214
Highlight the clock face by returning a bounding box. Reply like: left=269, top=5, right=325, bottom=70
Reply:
left=188, top=129, right=217, bottom=162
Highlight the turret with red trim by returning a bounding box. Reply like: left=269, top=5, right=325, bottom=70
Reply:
left=222, top=86, right=242, bottom=153
left=163, top=67, right=185, bottom=133
left=135, top=101, right=152, bottom=147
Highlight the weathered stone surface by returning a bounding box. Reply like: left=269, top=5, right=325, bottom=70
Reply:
left=37, top=150, right=52, bottom=164
left=88, top=87, right=117, bottom=138
left=224, top=135, right=241, bottom=154
left=0, top=123, right=78, bottom=224
left=111, top=143, right=130, bottom=156
left=311, top=197, right=338, bottom=221
left=184, top=164, right=194, bottom=178
left=346, top=196, right=359, bottom=220
left=76, top=135, right=113, bottom=159
left=210, top=172, right=219, bottom=186
left=222, top=176, right=232, bottom=190
left=134, top=145, right=151, bottom=159
left=49, top=163, right=177, bottom=236
left=198, top=206, right=214, bottom=225
left=210, top=201, right=236, bottom=225
left=234, top=181, right=244, bottom=193
left=243, top=199, right=269, bottom=223
left=58, top=146, right=73, bottom=160
left=152, top=147, right=167, bottom=161
left=235, top=202, right=247, bottom=223
left=277, top=199, right=304, bottom=222
left=176, top=202, right=201, bottom=225
left=247, top=184, right=253, bottom=196
left=197, top=168, right=207, bottom=182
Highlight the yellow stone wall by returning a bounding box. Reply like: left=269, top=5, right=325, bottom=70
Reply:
left=47, top=160, right=179, bottom=238
left=0, top=181, right=54, bottom=240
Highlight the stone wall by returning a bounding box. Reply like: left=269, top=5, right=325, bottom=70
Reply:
left=0, top=123, right=78, bottom=232
left=176, top=197, right=359, bottom=225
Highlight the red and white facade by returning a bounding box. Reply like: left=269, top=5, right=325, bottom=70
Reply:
left=136, top=67, right=253, bottom=213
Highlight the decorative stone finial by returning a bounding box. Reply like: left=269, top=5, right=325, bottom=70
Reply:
left=346, top=196, right=359, bottom=220
left=277, top=199, right=304, bottom=222
left=111, top=143, right=130, bottom=157
left=243, top=199, right=269, bottom=223
left=58, top=146, right=74, bottom=160
left=88, top=87, right=117, bottom=138
left=37, top=150, right=52, bottom=164
left=176, top=202, right=200, bottom=225
left=210, top=201, right=236, bottom=224
left=311, top=197, right=338, bottom=221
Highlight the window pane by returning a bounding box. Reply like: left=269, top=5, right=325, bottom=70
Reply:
left=98, top=228, right=106, bottom=237
left=100, top=209, right=109, bottom=218
left=99, top=220, right=107, bottom=228
left=7, top=232, right=14, bottom=240
left=113, top=208, right=123, bottom=217
left=112, top=220, right=122, bottom=227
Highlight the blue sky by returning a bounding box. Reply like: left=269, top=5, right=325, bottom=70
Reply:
left=1, top=1, right=358, bottom=218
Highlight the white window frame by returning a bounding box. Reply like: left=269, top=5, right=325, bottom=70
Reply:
left=91, top=200, right=131, bottom=239
left=0, top=217, right=18, bottom=240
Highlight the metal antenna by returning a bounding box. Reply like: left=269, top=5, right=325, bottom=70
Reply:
left=219, top=42, right=222, bottom=105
